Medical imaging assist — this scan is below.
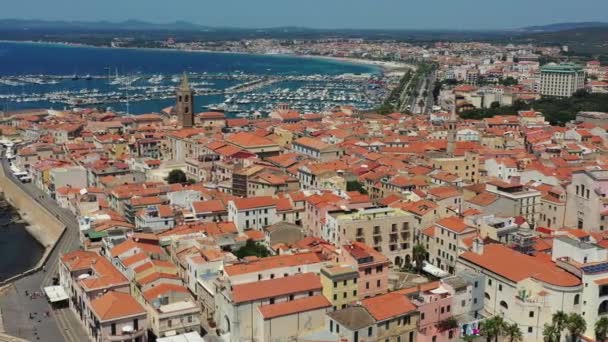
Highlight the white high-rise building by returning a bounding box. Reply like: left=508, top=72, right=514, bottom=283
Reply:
left=540, top=63, right=585, bottom=97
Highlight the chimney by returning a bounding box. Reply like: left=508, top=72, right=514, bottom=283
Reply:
left=472, top=237, right=484, bottom=255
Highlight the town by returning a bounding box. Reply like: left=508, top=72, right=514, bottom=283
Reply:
left=1, top=16, right=608, bottom=342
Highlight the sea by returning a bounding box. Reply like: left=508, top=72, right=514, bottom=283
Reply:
left=0, top=203, right=44, bottom=281
left=0, top=42, right=382, bottom=114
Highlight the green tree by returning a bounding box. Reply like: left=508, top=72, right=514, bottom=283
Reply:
left=482, top=316, right=506, bottom=342
left=490, top=101, right=500, bottom=109
left=504, top=323, right=523, bottom=342
left=166, top=169, right=187, bottom=184
left=346, top=180, right=368, bottom=194
left=412, top=244, right=427, bottom=274
left=552, top=311, right=569, bottom=342
left=234, top=239, right=269, bottom=259
left=566, top=313, right=586, bottom=342
left=595, top=316, right=608, bottom=342
left=543, top=324, right=559, bottom=342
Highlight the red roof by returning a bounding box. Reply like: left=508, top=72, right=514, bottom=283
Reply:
left=258, top=295, right=330, bottom=319
left=361, top=291, right=417, bottom=321
left=232, top=273, right=322, bottom=304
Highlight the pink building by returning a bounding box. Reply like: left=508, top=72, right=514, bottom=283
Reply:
left=339, top=242, right=389, bottom=298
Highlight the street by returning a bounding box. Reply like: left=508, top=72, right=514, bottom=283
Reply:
left=0, top=154, right=88, bottom=342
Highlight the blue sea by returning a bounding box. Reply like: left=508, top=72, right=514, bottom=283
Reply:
left=0, top=42, right=381, bottom=114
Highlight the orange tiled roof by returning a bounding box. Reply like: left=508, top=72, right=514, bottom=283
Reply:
left=232, top=273, right=322, bottom=304
left=460, top=244, right=581, bottom=287
left=258, top=294, right=330, bottom=319
left=90, top=291, right=145, bottom=321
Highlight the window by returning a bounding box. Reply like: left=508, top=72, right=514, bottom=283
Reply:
left=353, top=290, right=357, bottom=296
left=499, top=284, right=503, bottom=291
left=270, top=298, right=275, bottom=304
left=343, top=292, right=347, bottom=299
left=377, top=279, right=381, bottom=287
left=344, top=280, right=347, bottom=286
left=334, top=281, right=337, bottom=288
left=376, top=265, right=383, bottom=273
left=366, top=282, right=370, bottom=289
left=368, top=327, right=373, bottom=337
left=447, top=305, right=451, bottom=312
left=488, top=279, right=492, bottom=286
left=528, top=327, right=533, bottom=333
left=529, top=311, right=534, bottom=318
left=333, top=294, right=337, bottom=300
left=134, top=319, right=138, bottom=331
left=330, top=320, right=333, bottom=332
left=111, top=323, right=116, bottom=335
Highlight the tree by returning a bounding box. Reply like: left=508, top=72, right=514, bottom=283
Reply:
left=482, top=316, right=506, bottom=342
left=412, top=244, right=427, bottom=274
left=346, top=180, right=368, bottom=194
left=544, top=324, right=559, bottom=342
left=166, top=169, right=187, bottom=184
left=552, top=311, right=569, bottom=342
left=490, top=101, right=501, bottom=109
left=504, top=323, right=523, bottom=342
left=566, top=313, right=586, bottom=342
left=234, top=239, right=269, bottom=259
left=595, top=317, right=608, bottom=342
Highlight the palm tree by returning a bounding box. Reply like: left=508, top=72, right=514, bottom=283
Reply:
left=596, top=317, right=608, bottom=342
left=543, top=324, right=559, bottom=342
left=412, top=244, right=427, bottom=273
left=552, top=311, right=569, bottom=341
left=504, top=323, right=523, bottom=342
left=482, top=316, right=506, bottom=342
left=566, top=313, right=586, bottom=342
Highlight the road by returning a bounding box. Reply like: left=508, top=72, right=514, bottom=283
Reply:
left=0, top=154, right=87, bottom=342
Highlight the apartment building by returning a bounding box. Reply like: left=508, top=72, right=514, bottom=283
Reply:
left=565, top=169, right=608, bottom=232
left=324, top=206, right=415, bottom=265
left=320, top=264, right=359, bottom=311
left=540, top=63, right=585, bottom=97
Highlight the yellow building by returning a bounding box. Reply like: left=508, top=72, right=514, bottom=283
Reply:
left=429, top=150, right=480, bottom=184
left=320, top=264, right=359, bottom=310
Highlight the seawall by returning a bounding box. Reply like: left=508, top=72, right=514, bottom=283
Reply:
left=0, top=165, right=65, bottom=286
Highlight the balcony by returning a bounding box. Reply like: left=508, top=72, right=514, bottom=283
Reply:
left=107, top=328, right=146, bottom=341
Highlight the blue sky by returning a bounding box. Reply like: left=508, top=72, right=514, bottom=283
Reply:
left=3, top=0, right=608, bottom=30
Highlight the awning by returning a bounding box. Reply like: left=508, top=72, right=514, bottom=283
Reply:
left=430, top=285, right=449, bottom=294
left=44, top=286, right=69, bottom=303
left=423, top=262, right=450, bottom=278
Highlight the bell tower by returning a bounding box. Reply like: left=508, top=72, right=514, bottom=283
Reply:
left=446, top=95, right=458, bottom=156
left=175, top=73, right=194, bottom=128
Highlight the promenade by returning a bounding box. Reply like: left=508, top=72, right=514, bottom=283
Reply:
left=0, top=156, right=88, bottom=342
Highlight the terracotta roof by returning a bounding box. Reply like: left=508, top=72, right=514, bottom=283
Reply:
left=258, top=295, right=330, bottom=319
left=143, top=283, right=189, bottom=302
left=435, top=216, right=473, bottom=234
left=90, top=291, right=145, bottom=321
left=232, top=273, right=322, bottom=304
left=460, top=244, right=581, bottom=287
left=231, top=196, right=276, bottom=210
left=361, top=291, right=417, bottom=321
left=224, top=252, right=324, bottom=276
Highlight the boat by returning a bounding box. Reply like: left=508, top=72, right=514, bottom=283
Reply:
left=72, top=74, right=80, bottom=81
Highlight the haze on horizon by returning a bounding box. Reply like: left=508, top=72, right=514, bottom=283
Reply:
left=3, top=0, right=608, bottom=30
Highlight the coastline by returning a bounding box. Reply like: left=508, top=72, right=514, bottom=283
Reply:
left=0, top=39, right=404, bottom=75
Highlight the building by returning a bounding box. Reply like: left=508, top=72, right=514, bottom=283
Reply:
left=227, top=196, right=278, bottom=231
left=320, top=264, right=359, bottom=310
left=175, top=74, right=194, bottom=128
left=89, top=291, right=148, bottom=342
left=214, top=273, right=325, bottom=341
left=326, top=290, right=419, bottom=342
left=325, top=206, right=415, bottom=266
left=458, top=240, right=582, bottom=341
left=339, top=242, right=389, bottom=299
left=565, top=169, right=608, bottom=232
left=292, top=137, right=344, bottom=162
left=540, top=63, right=585, bottom=98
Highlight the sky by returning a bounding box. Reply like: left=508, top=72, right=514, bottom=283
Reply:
left=3, top=0, right=608, bottom=30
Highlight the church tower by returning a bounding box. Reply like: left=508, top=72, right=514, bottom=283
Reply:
left=175, top=73, right=194, bottom=128
left=446, top=95, right=458, bottom=156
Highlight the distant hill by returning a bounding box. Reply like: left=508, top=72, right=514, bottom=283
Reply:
left=519, top=22, right=608, bottom=33
left=0, top=19, right=215, bottom=32
left=518, top=26, right=608, bottom=55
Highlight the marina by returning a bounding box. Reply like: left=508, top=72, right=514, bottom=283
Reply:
left=0, top=71, right=389, bottom=115
left=0, top=42, right=389, bottom=115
